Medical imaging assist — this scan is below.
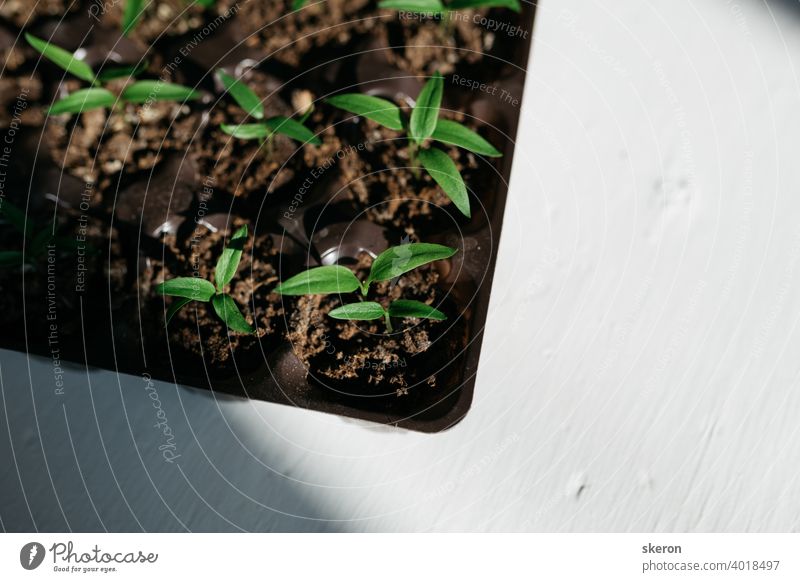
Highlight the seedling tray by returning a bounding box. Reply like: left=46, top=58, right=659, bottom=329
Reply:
left=0, top=0, right=536, bottom=432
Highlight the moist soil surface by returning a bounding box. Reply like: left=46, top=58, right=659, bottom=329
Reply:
left=286, top=253, right=464, bottom=395
left=0, top=0, right=534, bottom=429
left=379, top=10, right=492, bottom=76
left=134, top=220, right=287, bottom=381
left=45, top=79, right=202, bottom=192
left=0, top=0, right=72, bottom=27
left=328, top=115, right=496, bottom=240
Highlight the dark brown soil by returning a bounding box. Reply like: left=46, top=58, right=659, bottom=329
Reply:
left=286, top=252, right=463, bottom=397
left=135, top=219, right=286, bottom=377
left=378, top=9, right=491, bottom=76
left=0, top=74, right=42, bottom=129
left=0, top=0, right=534, bottom=429
left=45, top=78, right=202, bottom=192
left=238, top=0, right=377, bottom=67
left=0, top=0, right=72, bottom=27
left=191, top=71, right=302, bottom=198
left=332, top=114, right=493, bottom=238
left=0, top=27, right=26, bottom=72
left=101, top=0, right=235, bottom=46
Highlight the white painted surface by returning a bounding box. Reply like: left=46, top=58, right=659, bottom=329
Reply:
left=3, top=0, right=800, bottom=531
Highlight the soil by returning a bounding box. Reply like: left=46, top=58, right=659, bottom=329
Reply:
left=191, top=70, right=302, bottom=198
left=379, top=9, right=492, bottom=76
left=329, top=114, right=496, bottom=239
left=45, top=78, right=202, bottom=192
left=237, top=0, right=376, bottom=68
left=286, top=252, right=464, bottom=398
left=0, top=74, right=42, bottom=128
left=100, top=0, right=234, bottom=47
left=0, top=26, right=26, bottom=71
left=0, top=0, right=535, bottom=430
left=0, top=0, right=72, bottom=27
left=132, top=219, right=288, bottom=379
left=0, top=25, right=43, bottom=127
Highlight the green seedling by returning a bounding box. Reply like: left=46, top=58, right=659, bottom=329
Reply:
left=155, top=225, right=255, bottom=334
left=0, top=200, right=83, bottom=268
left=216, top=69, right=321, bottom=147
left=274, top=242, right=455, bottom=332
left=326, top=72, right=502, bottom=218
left=378, top=0, right=521, bottom=13
left=122, top=0, right=146, bottom=36
left=122, top=0, right=216, bottom=36
left=26, top=33, right=201, bottom=115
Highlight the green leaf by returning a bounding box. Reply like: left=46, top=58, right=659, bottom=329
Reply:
left=378, top=0, right=445, bottom=12
left=274, top=265, right=361, bottom=296
left=418, top=147, right=470, bottom=217
left=48, top=88, right=116, bottom=115
left=122, top=0, right=145, bottom=36
left=329, top=302, right=386, bottom=321
left=155, top=277, right=216, bottom=301
left=0, top=200, right=31, bottom=237
left=292, top=0, right=308, bottom=8
left=326, top=94, right=404, bottom=131
left=410, top=71, right=443, bottom=144
left=121, top=81, right=201, bottom=104
left=165, top=296, right=193, bottom=324
left=220, top=123, right=269, bottom=140
left=214, top=225, right=248, bottom=292
left=96, top=61, right=148, bottom=83
left=216, top=69, right=264, bottom=120
left=432, top=119, right=502, bottom=157
left=448, top=0, right=521, bottom=11
left=0, top=251, right=24, bottom=267
left=389, top=299, right=446, bottom=320
left=264, top=116, right=321, bottom=145
left=25, top=33, right=96, bottom=83
left=211, top=293, right=254, bottom=334
left=367, top=242, right=457, bottom=285
left=195, top=0, right=216, bottom=7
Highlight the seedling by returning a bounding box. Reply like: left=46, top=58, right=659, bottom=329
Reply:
left=378, top=0, right=521, bottom=13
left=274, top=242, right=455, bottom=332
left=0, top=200, right=82, bottom=268
left=155, top=225, right=255, bottom=334
left=25, top=33, right=201, bottom=115
left=326, top=72, right=502, bottom=218
left=122, top=0, right=216, bottom=36
left=216, top=69, right=321, bottom=147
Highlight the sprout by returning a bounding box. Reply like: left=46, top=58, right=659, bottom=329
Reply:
left=155, top=225, right=255, bottom=334
left=274, top=242, right=455, bottom=332
left=216, top=69, right=321, bottom=147
left=25, top=33, right=201, bottom=115
left=329, top=300, right=446, bottom=333
left=326, top=72, right=503, bottom=218
left=121, top=0, right=145, bottom=36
